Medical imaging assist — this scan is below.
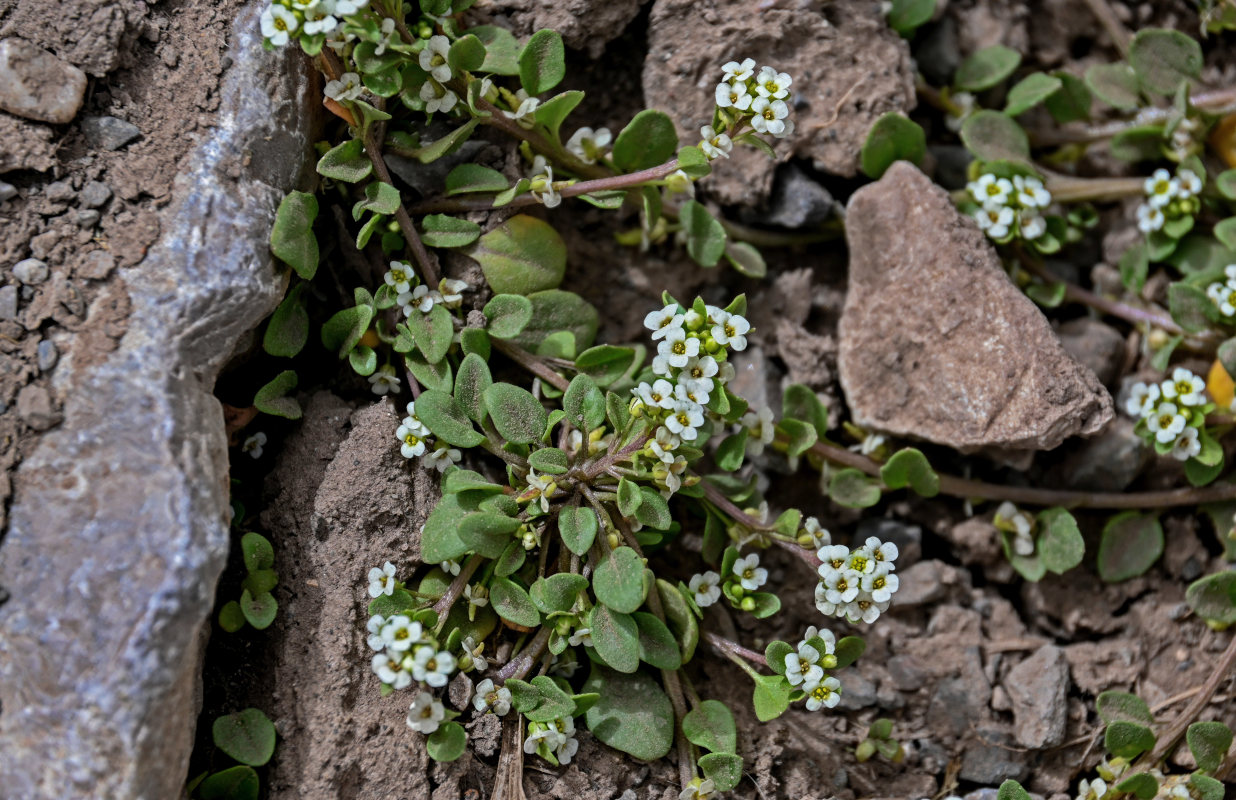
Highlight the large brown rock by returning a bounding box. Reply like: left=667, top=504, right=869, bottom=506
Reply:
left=642, top=0, right=915, bottom=205
left=0, top=38, right=87, bottom=123
left=467, top=0, right=649, bottom=58
left=838, top=162, right=1112, bottom=452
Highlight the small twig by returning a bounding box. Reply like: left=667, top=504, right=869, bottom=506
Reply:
left=490, top=714, right=530, bottom=800
left=1080, top=0, right=1133, bottom=56
left=496, top=626, right=553, bottom=682
left=1016, top=258, right=1185, bottom=335
left=1145, top=634, right=1236, bottom=766
left=703, top=631, right=768, bottom=668
left=431, top=553, right=484, bottom=622
left=363, top=124, right=441, bottom=287
left=492, top=338, right=570, bottom=392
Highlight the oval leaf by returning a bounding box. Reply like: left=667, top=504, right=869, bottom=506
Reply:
left=470, top=214, right=566, bottom=295
left=212, top=709, right=276, bottom=767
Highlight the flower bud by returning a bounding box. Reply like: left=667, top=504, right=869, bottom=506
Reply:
left=855, top=739, right=876, bottom=763
left=740, top=596, right=756, bottom=612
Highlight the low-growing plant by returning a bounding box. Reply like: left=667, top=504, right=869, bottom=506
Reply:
left=186, top=708, right=278, bottom=800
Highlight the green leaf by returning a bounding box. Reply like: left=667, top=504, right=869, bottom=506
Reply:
left=528, top=447, right=568, bottom=474
left=470, top=214, right=566, bottom=295
left=408, top=302, right=454, bottom=364
left=589, top=604, right=640, bottom=673
left=494, top=541, right=526, bottom=577
left=321, top=303, right=375, bottom=359
left=680, top=200, right=727, bottom=267
left=270, top=190, right=319, bottom=280
left=409, top=118, right=480, bottom=164
left=446, top=163, right=509, bottom=195
left=352, top=181, right=401, bottom=220
left=656, top=579, right=698, bottom=663
left=699, top=752, right=743, bottom=792
left=218, top=600, right=246, bottom=632
left=764, top=641, right=793, bottom=676
left=534, top=90, right=585, bottom=142
left=635, top=487, right=671, bottom=529
left=676, top=145, right=711, bottom=178
left=240, top=589, right=278, bottom=629
left=316, top=138, right=372, bottom=183
left=888, top=0, right=936, bottom=35
left=584, top=664, right=674, bottom=760
left=447, top=34, right=486, bottom=73
left=213, top=708, right=277, bottom=766
left=483, top=383, right=547, bottom=445
left=416, top=389, right=486, bottom=447
left=960, top=110, right=1030, bottom=162
left=782, top=384, right=829, bottom=439
left=512, top=290, right=599, bottom=353
left=594, top=546, right=648, bottom=613
left=715, top=430, right=748, bottom=471
left=530, top=572, right=588, bottom=614
left=1085, top=63, right=1141, bottom=110
left=859, top=112, right=926, bottom=179
left=421, top=214, right=481, bottom=248
left=752, top=674, right=792, bottom=722
left=1105, top=720, right=1157, bottom=759
left=1004, top=72, right=1063, bottom=115
left=523, top=675, right=576, bottom=722
left=617, top=477, right=643, bottom=519
left=1037, top=507, right=1084, bottom=574
left=834, top=636, right=866, bottom=669
left=473, top=25, right=519, bottom=75
left=682, top=699, right=737, bottom=754
left=1189, top=774, right=1226, bottom=800
left=483, top=293, right=533, bottom=339
left=241, top=532, right=275, bottom=572
left=633, top=611, right=681, bottom=669
left=779, top=418, right=817, bottom=458
left=405, top=350, right=453, bottom=392
left=1044, top=71, right=1091, bottom=123
left=558, top=506, right=598, bottom=556
left=1218, top=170, right=1236, bottom=201
left=1187, top=721, right=1233, bottom=773
left=996, top=780, right=1032, bottom=800
left=243, top=569, right=278, bottom=596
left=1097, top=512, right=1163, bottom=582
left=199, top=766, right=260, bottom=800
left=461, top=327, right=491, bottom=359
left=747, top=591, right=781, bottom=619
left=491, top=577, right=540, bottom=627
left=1120, top=241, right=1150, bottom=292
left=612, top=110, right=679, bottom=173
left=828, top=469, right=882, bottom=508
left=879, top=448, right=940, bottom=497
left=575, top=346, right=639, bottom=388
left=518, top=29, right=565, bottom=95
left=724, top=241, right=767, bottom=278
left=254, top=370, right=301, bottom=420
left=563, top=373, right=606, bottom=432
left=349, top=345, right=377, bottom=376
left=1215, top=218, right=1236, bottom=251
left=1186, top=571, right=1236, bottom=625
left=420, top=494, right=474, bottom=563
left=955, top=45, right=1022, bottom=91
left=1129, top=28, right=1203, bottom=95
left=459, top=512, right=521, bottom=558
left=1114, top=773, right=1160, bottom=800
left=454, top=353, right=492, bottom=423
left=1170, top=282, right=1218, bottom=333
left=426, top=720, right=467, bottom=761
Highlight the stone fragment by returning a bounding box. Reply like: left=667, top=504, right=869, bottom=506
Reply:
left=1005, top=645, right=1069, bottom=748
left=81, top=115, right=142, bottom=151
left=76, top=209, right=100, bottom=228
left=80, top=180, right=112, bottom=208
left=758, top=163, right=837, bottom=229
left=15, top=384, right=59, bottom=430
left=0, top=285, right=17, bottom=320
left=78, top=249, right=117, bottom=280
left=0, top=115, right=55, bottom=173
left=839, top=162, right=1112, bottom=452
left=44, top=181, right=75, bottom=203
left=13, top=258, right=49, bottom=285
left=0, top=180, right=16, bottom=201
left=1057, top=418, right=1148, bottom=492
left=959, top=727, right=1030, bottom=783
left=0, top=38, right=87, bottom=124
left=1055, top=318, right=1125, bottom=387
left=892, top=559, right=967, bottom=607
left=835, top=669, right=878, bottom=710
left=642, top=0, right=915, bottom=204
left=36, top=339, right=58, bottom=372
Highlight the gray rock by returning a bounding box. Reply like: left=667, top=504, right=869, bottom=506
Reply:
left=13, top=258, right=49, bottom=285
left=0, top=7, right=316, bottom=798
left=36, top=339, right=57, bottom=372
left=76, top=209, right=100, bottom=228
left=0, top=180, right=16, bottom=202
left=856, top=517, right=922, bottom=568
left=0, top=38, right=88, bottom=124
left=81, top=115, right=142, bottom=151
left=836, top=669, right=878, bottom=710
left=78, top=249, right=116, bottom=280
left=80, top=181, right=112, bottom=208
left=959, top=728, right=1030, bottom=783
left=759, top=163, right=837, bottom=229
left=1056, top=317, right=1125, bottom=387
left=1005, top=645, right=1069, bottom=748
left=891, top=559, right=966, bottom=607
left=15, top=384, right=59, bottom=431
left=887, top=655, right=929, bottom=691
left=915, top=17, right=961, bottom=86
left=929, top=677, right=987, bottom=738
left=1058, top=418, right=1149, bottom=492
left=44, top=180, right=75, bottom=203
left=0, top=285, right=18, bottom=320
left=838, top=162, right=1113, bottom=452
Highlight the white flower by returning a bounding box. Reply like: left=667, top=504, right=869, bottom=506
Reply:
left=420, top=80, right=458, bottom=114
left=699, top=125, right=733, bottom=160
left=1012, top=529, right=1035, bottom=556
left=396, top=422, right=428, bottom=459
left=242, top=431, right=267, bottom=459
left=565, top=126, right=612, bottom=164
left=473, top=678, right=513, bottom=716
left=995, top=501, right=1034, bottom=538
left=665, top=399, right=705, bottom=441
left=260, top=4, right=299, bottom=46
left=647, top=426, right=680, bottom=465
left=657, top=327, right=701, bottom=369
left=1076, top=777, right=1108, bottom=800
left=381, top=614, right=423, bottom=652
left=1170, top=426, right=1201, bottom=461
left=721, top=58, right=757, bottom=83
left=814, top=581, right=837, bottom=617
left=525, top=467, right=555, bottom=513
left=846, top=546, right=877, bottom=576
left=1136, top=202, right=1164, bottom=233
left=1019, top=210, right=1046, bottom=240
left=823, top=570, right=859, bottom=605
left=1014, top=175, right=1052, bottom=209
left=366, top=614, right=387, bottom=651
left=845, top=596, right=889, bottom=624
left=324, top=71, right=363, bottom=102
left=384, top=261, right=413, bottom=294
left=424, top=444, right=462, bottom=472
left=754, top=66, right=792, bottom=99
left=418, top=35, right=452, bottom=82
left=803, top=675, right=842, bottom=710
left=504, top=93, right=540, bottom=128
left=682, top=355, right=719, bottom=384
left=732, top=553, right=768, bottom=591
left=1146, top=401, right=1186, bottom=444
left=750, top=97, right=789, bottom=136
left=407, top=691, right=446, bottom=734
left=400, top=283, right=439, bottom=314
left=373, top=17, right=395, bottom=54
left=636, top=379, right=677, bottom=409
left=1161, top=367, right=1205, bottom=407
left=689, top=571, right=722, bottom=607
left=715, top=80, right=753, bottom=111
left=645, top=304, right=685, bottom=340
left=369, top=364, right=401, bottom=396
left=866, top=536, right=899, bottom=569
left=665, top=169, right=695, bottom=198
left=463, top=583, right=488, bottom=610
left=849, top=432, right=885, bottom=457
left=968, top=174, right=1013, bottom=207
left=302, top=3, right=339, bottom=36
left=975, top=205, right=1015, bottom=239
left=334, top=0, right=368, bottom=13
left=784, top=642, right=824, bottom=686
left=945, top=91, right=975, bottom=133
left=411, top=645, right=456, bottom=687
left=568, top=627, right=593, bottom=647
left=555, top=729, right=580, bottom=765
left=861, top=566, right=899, bottom=603
left=373, top=651, right=413, bottom=689
left=1177, top=168, right=1202, bottom=198
left=440, top=559, right=461, bottom=576
left=438, top=278, right=469, bottom=308
left=802, top=517, right=830, bottom=549
left=741, top=405, right=776, bottom=456
left=462, top=635, right=488, bottom=672
left=529, top=155, right=561, bottom=209
left=1212, top=284, right=1236, bottom=317
left=817, top=544, right=849, bottom=575
left=368, top=561, right=398, bottom=597
left=1123, top=381, right=1160, bottom=418
left=796, top=625, right=835, bottom=654
left=711, top=311, right=751, bottom=350
left=1145, top=168, right=1177, bottom=208
left=679, top=778, right=718, bottom=800
left=675, top=379, right=710, bottom=407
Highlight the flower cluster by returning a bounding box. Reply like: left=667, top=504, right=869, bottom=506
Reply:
left=814, top=534, right=900, bottom=624
left=786, top=625, right=843, bottom=711
left=396, top=400, right=463, bottom=471
left=1135, top=167, right=1202, bottom=234
left=1205, top=264, right=1236, bottom=320
left=714, top=58, right=796, bottom=139
left=631, top=302, right=749, bottom=496
left=1124, top=367, right=1209, bottom=461
left=259, top=0, right=368, bottom=47
left=993, top=502, right=1036, bottom=556
left=524, top=716, right=580, bottom=765
left=384, top=261, right=470, bottom=319
left=967, top=172, right=1052, bottom=242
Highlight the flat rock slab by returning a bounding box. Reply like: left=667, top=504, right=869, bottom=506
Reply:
left=838, top=162, right=1112, bottom=452
left=0, top=38, right=87, bottom=123
left=1005, top=644, right=1069, bottom=748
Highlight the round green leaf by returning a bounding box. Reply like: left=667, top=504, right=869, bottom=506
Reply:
left=860, top=112, right=926, bottom=179
left=199, top=766, right=260, bottom=800
left=1097, top=512, right=1163, bottom=582
left=254, top=370, right=301, bottom=420
left=879, top=448, right=939, bottom=497
left=834, top=636, right=867, bottom=669
left=1105, top=720, right=1156, bottom=759
left=563, top=373, right=606, bottom=431
left=1114, top=773, right=1160, bottom=800
left=426, top=720, right=468, bottom=761
left=656, top=579, right=698, bottom=663
left=724, top=241, right=767, bottom=278
left=634, top=487, right=671, bottom=529
left=680, top=200, right=727, bottom=267
left=416, top=389, right=486, bottom=448
left=588, top=604, right=640, bottom=673
left=1037, top=507, right=1084, bottom=574
left=1129, top=28, right=1202, bottom=95
left=1186, top=571, right=1236, bottom=625
left=1004, top=72, right=1063, bottom=116
left=491, top=576, right=541, bottom=627
left=483, top=293, right=533, bottom=339
left=470, top=214, right=566, bottom=295
left=698, top=752, right=743, bottom=793
left=594, top=546, right=647, bottom=613
left=1096, top=691, right=1154, bottom=725
left=518, top=29, right=565, bottom=95
left=955, top=45, right=1022, bottom=92
left=454, top=352, right=493, bottom=423
left=575, top=346, right=639, bottom=388
left=212, top=709, right=276, bottom=766
left=218, top=600, right=246, bottom=633
left=960, top=110, right=1030, bottom=162
left=888, top=0, right=935, bottom=35
left=421, top=214, right=481, bottom=248
left=530, top=572, right=589, bottom=614
left=682, top=699, right=737, bottom=754
left=828, top=468, right=882, bottom=508
left=1044, top=71, right=1091, bottom=123
left=316, top=138, right=372, bottom=183
left=1085, top=63, right=1140, bottom=110
left=512, top=290, right=600, bottom=353
left=1186, top=720, right=1233, bottom=773
left=558, top=506, right=598, bottom=556
left=241, top=532, right=274, bottom=572
left=528, top=446, right=569, bottom=474
left=1169, top=282, right=1217, bottom=334
left=996, top=781, right=1032, bottom=800
left=240, top=589, right=277, bottom=630
left=1189, top=774, right=1226, bottom=800
left=633, top=611, right=681, bottom=670
left=270, top=190, right=319, bottom=280
left=612, top=110, right=679, bottom=173
left=483, top=383, right=548, bottom=445
left=263, top=285, right=309, bottom=358
left=446, top=163, right=508, bottom=195
left=583, top=664, right=674, bottom=760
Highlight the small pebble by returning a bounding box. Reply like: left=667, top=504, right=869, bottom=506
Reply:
left=76, top=209, right=100, bottom=228
left=45, top=181, right=75, bottom=203
left=80, top=180, right=111, bottom=208
left=81, top=115, right=141, bottom=151
left=79, top=250, right=116, bottom=280
left=13, top=258, right=49, bottom=285
left=0, top=181, right=17, bottom=202
left=0, top=285, right=17, bottom=320
left=37, top=339, right=58, bottom=371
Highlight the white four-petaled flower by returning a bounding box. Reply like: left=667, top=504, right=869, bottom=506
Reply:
left=689, top=570, right=722, bottom=607
left=732, top=553, right=768, bottom=591
left=418, top=35, right=452, bottom=82
left=368, top=561, right=397, bottom=597
left=407, top=691, right=445, bottom=733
